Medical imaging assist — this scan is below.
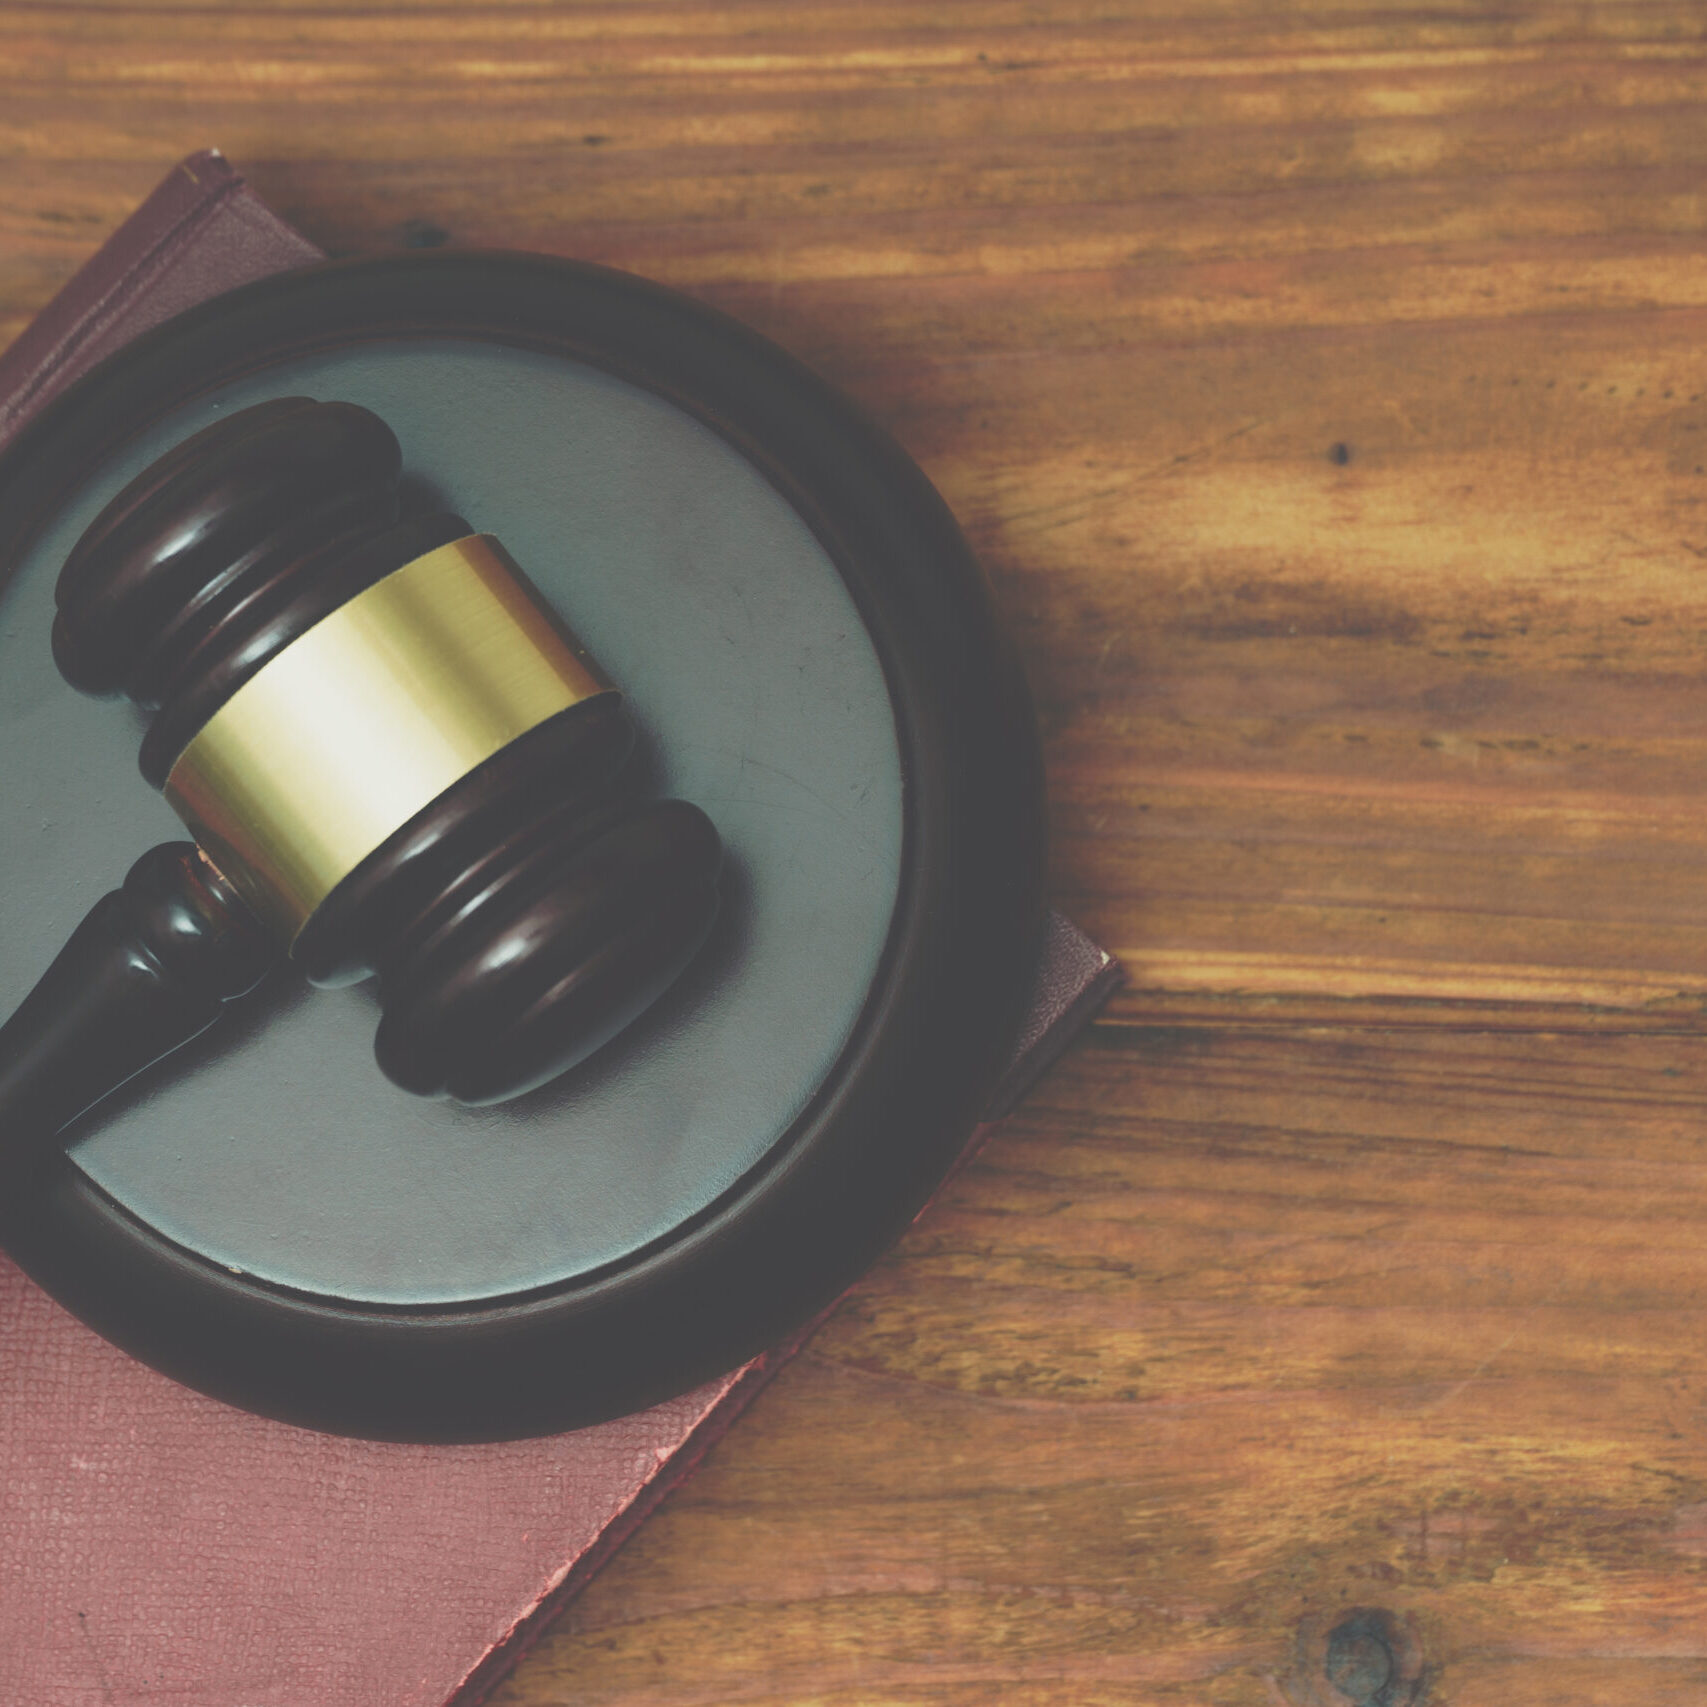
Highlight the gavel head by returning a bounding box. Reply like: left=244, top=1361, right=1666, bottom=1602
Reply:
left=51, top=398, right=723, bottom=1104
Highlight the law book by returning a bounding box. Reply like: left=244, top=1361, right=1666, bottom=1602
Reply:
left=0, top=151, right=1120, bottom=1707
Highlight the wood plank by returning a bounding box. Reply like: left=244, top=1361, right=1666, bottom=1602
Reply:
left=498, top=1027, right=1707, bottom=1703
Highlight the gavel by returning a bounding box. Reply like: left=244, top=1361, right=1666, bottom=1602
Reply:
left=0, top=397, right=723, bottom=1160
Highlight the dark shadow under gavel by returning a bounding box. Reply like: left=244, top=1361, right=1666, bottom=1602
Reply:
left=0, top=397, right=722, bottom=1164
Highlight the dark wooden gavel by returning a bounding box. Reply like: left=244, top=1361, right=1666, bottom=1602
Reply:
left=0, top=397, right=722, bottom=1161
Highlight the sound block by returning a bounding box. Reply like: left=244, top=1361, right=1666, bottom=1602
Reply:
left=0, top=255, right=1044, bottom=1440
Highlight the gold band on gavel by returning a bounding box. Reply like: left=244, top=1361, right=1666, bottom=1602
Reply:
left=164, top=534, right=613, bottom=945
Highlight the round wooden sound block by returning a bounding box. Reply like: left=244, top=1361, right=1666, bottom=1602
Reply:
left=0, top=256, right=1044, bottom=1440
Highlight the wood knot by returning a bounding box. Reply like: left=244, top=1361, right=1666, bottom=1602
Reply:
left=1287, top=1606, right=1429, bottom=1707
left=399, top=218, right=450, bottom=249
left=1325, top=1613, right=1395, bottom=1702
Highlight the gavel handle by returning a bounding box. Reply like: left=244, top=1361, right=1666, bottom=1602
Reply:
left=0, top=844, right=276, bottom=1177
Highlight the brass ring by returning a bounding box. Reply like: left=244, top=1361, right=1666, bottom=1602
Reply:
left=164, top=533, right=613, bottom=943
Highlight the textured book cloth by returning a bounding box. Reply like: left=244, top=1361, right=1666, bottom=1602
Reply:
left=0, top=152, right=1121, bottom=1707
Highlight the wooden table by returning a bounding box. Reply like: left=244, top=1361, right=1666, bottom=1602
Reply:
left=9, top=3, right=1707, bottom=1701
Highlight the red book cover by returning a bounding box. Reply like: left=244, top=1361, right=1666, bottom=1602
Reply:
left=0, top=152, right=1119, bottom=1706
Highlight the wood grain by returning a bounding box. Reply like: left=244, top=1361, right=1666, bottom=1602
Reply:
left=9, top=1, right=1707, bottom=1701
